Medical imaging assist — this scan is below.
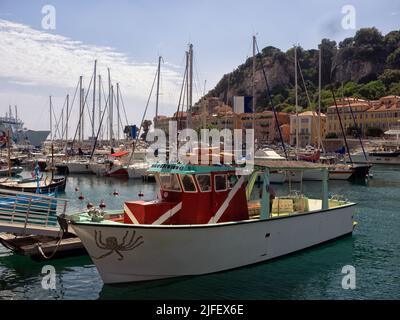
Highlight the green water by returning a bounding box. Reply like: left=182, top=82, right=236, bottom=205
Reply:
left=0, top=166, right=399, bottom=300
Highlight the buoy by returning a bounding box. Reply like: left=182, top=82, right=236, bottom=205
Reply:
left=87, top=202, right=94, bottom=209
left=112, top=190, right=119, bottom=196
left=138, top=191, right=144, bottom=197
left=99, top=200, right=106, bottom=209
left=75, top=187, right=80, bottom=192
left=79, top=194, right=84, bottom=200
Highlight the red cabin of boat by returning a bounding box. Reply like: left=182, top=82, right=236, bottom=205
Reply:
left=123, top=164, right=249, bottom=225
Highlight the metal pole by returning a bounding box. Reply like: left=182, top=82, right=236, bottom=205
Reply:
left=155, top=56, right=162, bottom=129
left=252, top=35, right=256, bottom=143
left=318, top=46, right=322, bottom=150
left=66, top=94, right=69, bottom=143
left=7, top=130, right=11, bottom=178
left=92, top=60, right=97, bottom=139
left=98, top=74, right=102, bottom=144
left=295, top=45, right=299, bottom=155
left=79, top=76, right=83, bottom=142
left=117, top=83, right=120, bottom=143
left=49, top=96, right=53, bottom=142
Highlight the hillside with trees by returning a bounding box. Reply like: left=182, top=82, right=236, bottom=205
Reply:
left=202, top=28, right=400, bottom=114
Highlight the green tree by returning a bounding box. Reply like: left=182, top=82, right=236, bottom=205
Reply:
left=388, top=82, right=400, bottom=95
left=358, top=80, right=386, bottom=100
left=378, top=69, right=400, bottom=87
left=387, top=48, right=400, bottom=68
left=353, top=27, right=385, bottom=61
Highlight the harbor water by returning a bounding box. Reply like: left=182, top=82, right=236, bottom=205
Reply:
left=0, top=165, right=399, bottom=300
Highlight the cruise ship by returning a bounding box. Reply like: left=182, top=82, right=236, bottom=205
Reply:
left=0, top=107, right=50, bottom=148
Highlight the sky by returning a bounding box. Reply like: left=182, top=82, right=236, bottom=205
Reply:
left=0, top=0, right=399, bottom=137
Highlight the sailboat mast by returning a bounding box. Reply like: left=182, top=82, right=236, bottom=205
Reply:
left=155, top=56, right=162, bottom=129
left=7, top=130, right=11, bottom=177
left=252, top=35, right=256, bottom=136
left=185, top=51, right=190, bottom=129
left=79, top=76, right=83, bottom=142
left=49, top=96, right=53, bottom=142
left=108, top=68, right=113, bottom=147
left=98, top=74, right=102, bottom=144
left=81, top=87, right=85, bottom=142
left=92, top=60, right=97, bottom=139
left=66, top=94, right=69, bottom=143
left=295, top=45, right=299, bottom=157
left=188, top=44, right=193, bottom=129
left=117, top=82, right=120, bottom=143
left=318, top=47, right=322, bottom=151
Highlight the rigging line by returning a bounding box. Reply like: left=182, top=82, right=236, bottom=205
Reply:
left=346, top=97, right=368, bottom=162
left=66, top=78, right=80, bottom=125
left=84, top=73, right=95, bottom=130
left=297, top=61, right=313, bottom=109
left=118, top=87, right=130, bottom=125
left=255, top=40, right=288, bottom=159
left=331, top=89, right=353, bottom=164
left=128, top=68, right=159, bottom=165
left=90, top=94, right=110, bottom=159
left=71, top=73, right=94, bottom=146
left=297, top=59, right=325, bottom=153
left=175, top=62, right=188, bottom=128
left=112, top=88, right=123, bottom=140
left=52, top=96, right=68, bottom=139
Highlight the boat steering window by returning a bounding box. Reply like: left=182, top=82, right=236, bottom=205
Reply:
left=180, top=174, right=197, bottom=193
left=159, top=173, right=181, bottom=192
left=196, top=174, right=211, bottom=192
left=215, top=174, right=227, bottom=192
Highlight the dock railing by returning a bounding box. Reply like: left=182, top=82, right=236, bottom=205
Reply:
left=0, top=189, right=69, bottom=237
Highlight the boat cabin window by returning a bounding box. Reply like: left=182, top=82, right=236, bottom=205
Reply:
left=159, top=173, right=181, bottom=192
left=180, top=174, right=197, bottom=193
left=215, top=174, right=227, bottom=192
left=196, top=174, right=211, bottom=192
left=227, top=174, right=238, bottom=189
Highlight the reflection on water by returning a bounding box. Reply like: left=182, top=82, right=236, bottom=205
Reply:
left=1, top=165, right=400, bottom=299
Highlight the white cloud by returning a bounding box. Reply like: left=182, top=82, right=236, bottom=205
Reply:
left=0, top=19, right=184, bottom=134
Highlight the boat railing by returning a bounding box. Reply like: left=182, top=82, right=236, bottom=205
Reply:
left=0, top=189, right=69, bottom=236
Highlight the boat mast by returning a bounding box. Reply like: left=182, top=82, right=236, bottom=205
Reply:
left=117, top=82, right=120, bottom=144
left=49, top=96, right=53, bottom=142
left=98, top=74, right=102, bottom=144
left=155, top=56, right=162, bottom=129
left=14, top=105, right=18, bottom=122
left=92, top=60, right=97, bottom=140
left=110, top=84, right=114, bottom=147
left=252, top=35, right=256, bottom=140
left=187, top=44, right=193, bottom=129
left=81, top=87, right=85, bottom=143
left=318, top=46, right=322, bottom=151
left=7, top=130, right=11, bottom=178
left=108, top=68, right=113, bottom=148
left=79, top=76, right=83, bottom=143
left=295, top=45, right=299, bottom=158
left=66, top=94, right=69, bottom=143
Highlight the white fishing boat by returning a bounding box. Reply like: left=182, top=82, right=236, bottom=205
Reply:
left=0, top=166, right=23, bottom=176
left=65, top=160, right=357, bottom=284
left=62, top=159, right=92, bottom=174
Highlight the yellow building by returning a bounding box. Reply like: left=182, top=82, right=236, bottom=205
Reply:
left=326, top=96, right=400, bottom=137
left=290, top=111, right=327, bottom=147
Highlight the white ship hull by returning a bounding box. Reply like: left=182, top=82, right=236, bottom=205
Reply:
left=351, top=153, right=400, bottom=165
left=65, top=161, right=92, bottom=174
left=71, top=204, right=355, bottom=284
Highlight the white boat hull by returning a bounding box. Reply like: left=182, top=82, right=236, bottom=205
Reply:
left=71, top=204, right=355, bottom=284
left=351, top=153, right=400, bottom=165
left=65, top=162, right=92, bottom=174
